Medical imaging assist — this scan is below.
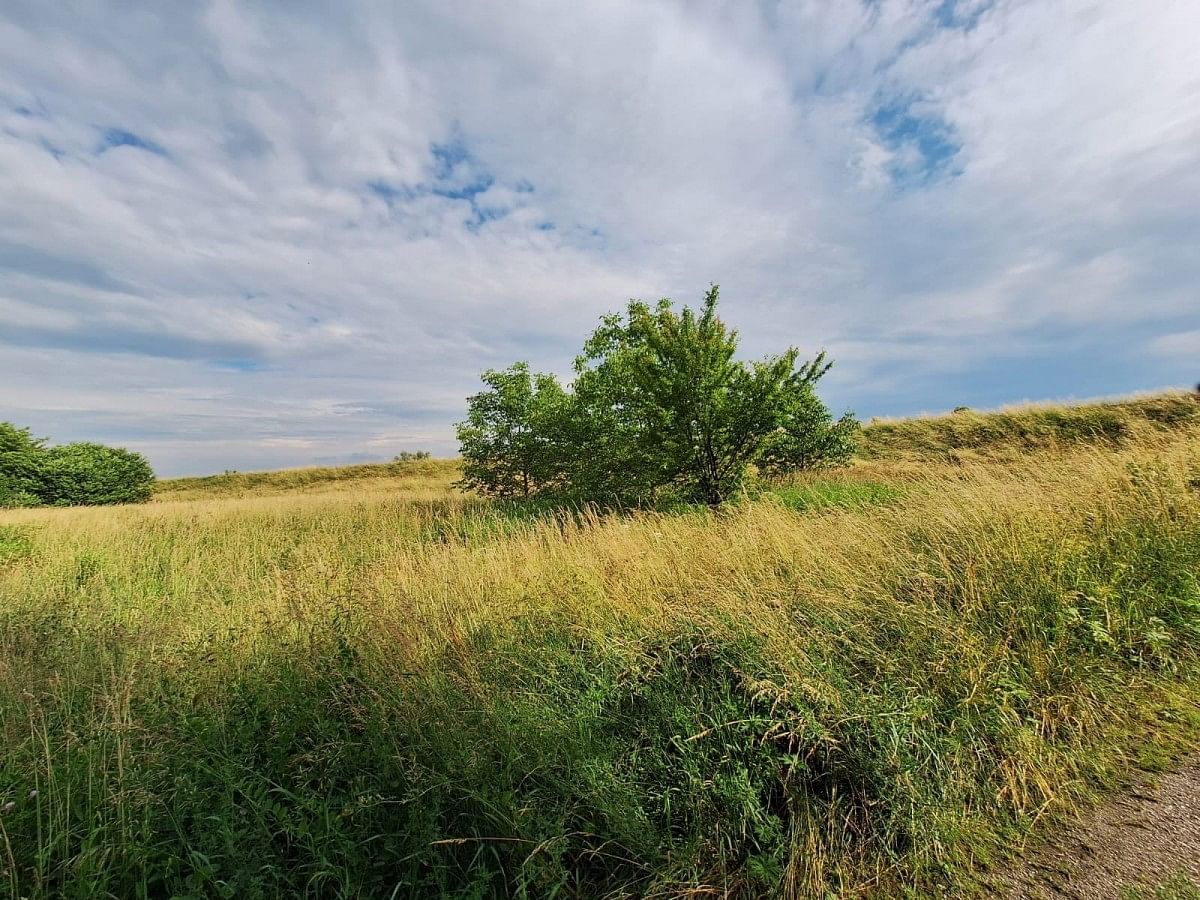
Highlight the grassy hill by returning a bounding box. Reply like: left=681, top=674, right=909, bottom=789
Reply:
left=152, top=392, right=1200, bottom=501
left=2, top=394, right=1199, bottom=897
left=859, top=390, right=1199, bottom=458
left=154, top=456, right=459, bottom=501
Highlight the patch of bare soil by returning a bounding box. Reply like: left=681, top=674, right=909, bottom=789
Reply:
left=992, top=759, right=1200, bottom=898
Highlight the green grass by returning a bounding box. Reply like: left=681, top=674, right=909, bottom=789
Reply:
left=1, top=421, right=1200, bottom=897
left=769, top=479, right=903, bottom=511
left=0, top=524, right=32, bottom=565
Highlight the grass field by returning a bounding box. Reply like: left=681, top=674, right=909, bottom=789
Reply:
left=2, top=395, right=1199, bottom=897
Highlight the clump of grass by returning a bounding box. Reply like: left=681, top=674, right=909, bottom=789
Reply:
left=769, top=479, right=902, bottom=511
left=2, top=427, right=1200, bottom=896
left=860, top=391, right=1199, bottom=459
left=0, top=524, right=32, bottom=565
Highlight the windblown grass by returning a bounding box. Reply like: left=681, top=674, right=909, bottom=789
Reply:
left=860, top=391, right=1199, bottom=459
left=1, top=424, right=1199, bottom=897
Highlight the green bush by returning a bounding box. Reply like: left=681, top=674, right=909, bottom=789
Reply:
left=758, top=388, right=859, bottom=475
left=0, top=423, right=155, bottom=507
left=0, top=423, right=48, bottom=508
left=393, top=450, right=432, bottom=462
left=37, top=443, right=155, bottom=506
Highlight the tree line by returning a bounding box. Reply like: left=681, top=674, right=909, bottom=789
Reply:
left=0, top=423, right=155, bottom=507
left=456, top=285, right=857, bottom=507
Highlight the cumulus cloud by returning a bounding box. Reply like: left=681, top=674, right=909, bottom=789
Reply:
left=1, top=0, right=1197, bottom=474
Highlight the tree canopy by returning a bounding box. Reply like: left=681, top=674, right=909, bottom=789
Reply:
left=456, top=285, right=857, bottom=506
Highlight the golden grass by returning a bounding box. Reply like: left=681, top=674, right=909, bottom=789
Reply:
left=0, top=427, right=1194, bottom=692
left=152, top=457, right=460, bottom=502
left=1, top=418, right=1199, bottom=897
left=859, top=390, right=1199, bottom=459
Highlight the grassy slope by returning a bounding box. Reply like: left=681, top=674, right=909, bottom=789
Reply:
left=859, top=391, right=1199, bottom=459
left=0, top=398, right=1199, bottom=897
left=154, top=457, right=459, bottom=501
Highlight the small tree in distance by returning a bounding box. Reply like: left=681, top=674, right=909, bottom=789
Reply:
left=456, top=285, right=857, bottom=507
left=393, top=451, right=432, bottom=462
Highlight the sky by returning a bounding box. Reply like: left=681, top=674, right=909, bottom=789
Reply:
left=1, top=0, right=1198, bottom=476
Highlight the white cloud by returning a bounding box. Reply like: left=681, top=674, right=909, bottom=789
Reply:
left=1150, top=330, right=1200, bottom=360
left=0, top=0, right=1197, bottom=474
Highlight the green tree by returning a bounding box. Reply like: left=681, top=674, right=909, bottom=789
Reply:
left=579, top=285, right=803, bottom=505
left=758, top=356, right=859, bottom=475
left=455, top=363, right=570, bottom=499
left=563, top=314, right=670, bottom=506
left=456, top=285, right=854, bottom=507
left=36, top=442, right=155, bottom=506
left=0, top=422, right=47, bottom=507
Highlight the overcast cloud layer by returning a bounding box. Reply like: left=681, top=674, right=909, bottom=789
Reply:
left=2, top=0, right=1198, bottom=475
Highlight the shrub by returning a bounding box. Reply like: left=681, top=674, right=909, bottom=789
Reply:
left=393, top=450, right=432, bottom=462
left=0, top=423, right=47, bottom=507
left=0, top=487, right=42, bottom=508
left=758, top=386, right=859, bottom=475
left=36, top=442, right=155, bottom=506
left=1, top=424, right=156, bottom=508
left=571, top=286, right=823, bottom=506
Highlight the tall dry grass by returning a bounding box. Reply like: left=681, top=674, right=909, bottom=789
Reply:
left=859, top=390, right=1199, bottom=459
left=1, top=425, right=1199, bottom=896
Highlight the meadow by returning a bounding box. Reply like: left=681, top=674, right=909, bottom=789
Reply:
left=1, top=394, right=1199, bottom=897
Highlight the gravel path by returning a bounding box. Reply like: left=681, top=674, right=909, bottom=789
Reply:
left=994, top=759, right=1200, bottom=898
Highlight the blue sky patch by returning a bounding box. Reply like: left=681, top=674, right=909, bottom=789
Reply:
left=210, top=358, right=266, bottom=373
left=97, top=127, right=168, bottom=158
left=429, top=137, right=469, bottom=175
left=431, top=177, right=495, bottom=203
left=40, top=138, right=65, bottom=160
left=934, top=0, right=993, bottom=31
left=428, top=140, right=495, bottom=203
left=367, top=179, right=418, bottom=206
left=871, top=98, right=961, bottom=186
left=368, top=136, right=522, bottom=230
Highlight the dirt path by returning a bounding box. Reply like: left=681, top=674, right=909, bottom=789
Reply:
left=993, top=759, right=1200, bottom=898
